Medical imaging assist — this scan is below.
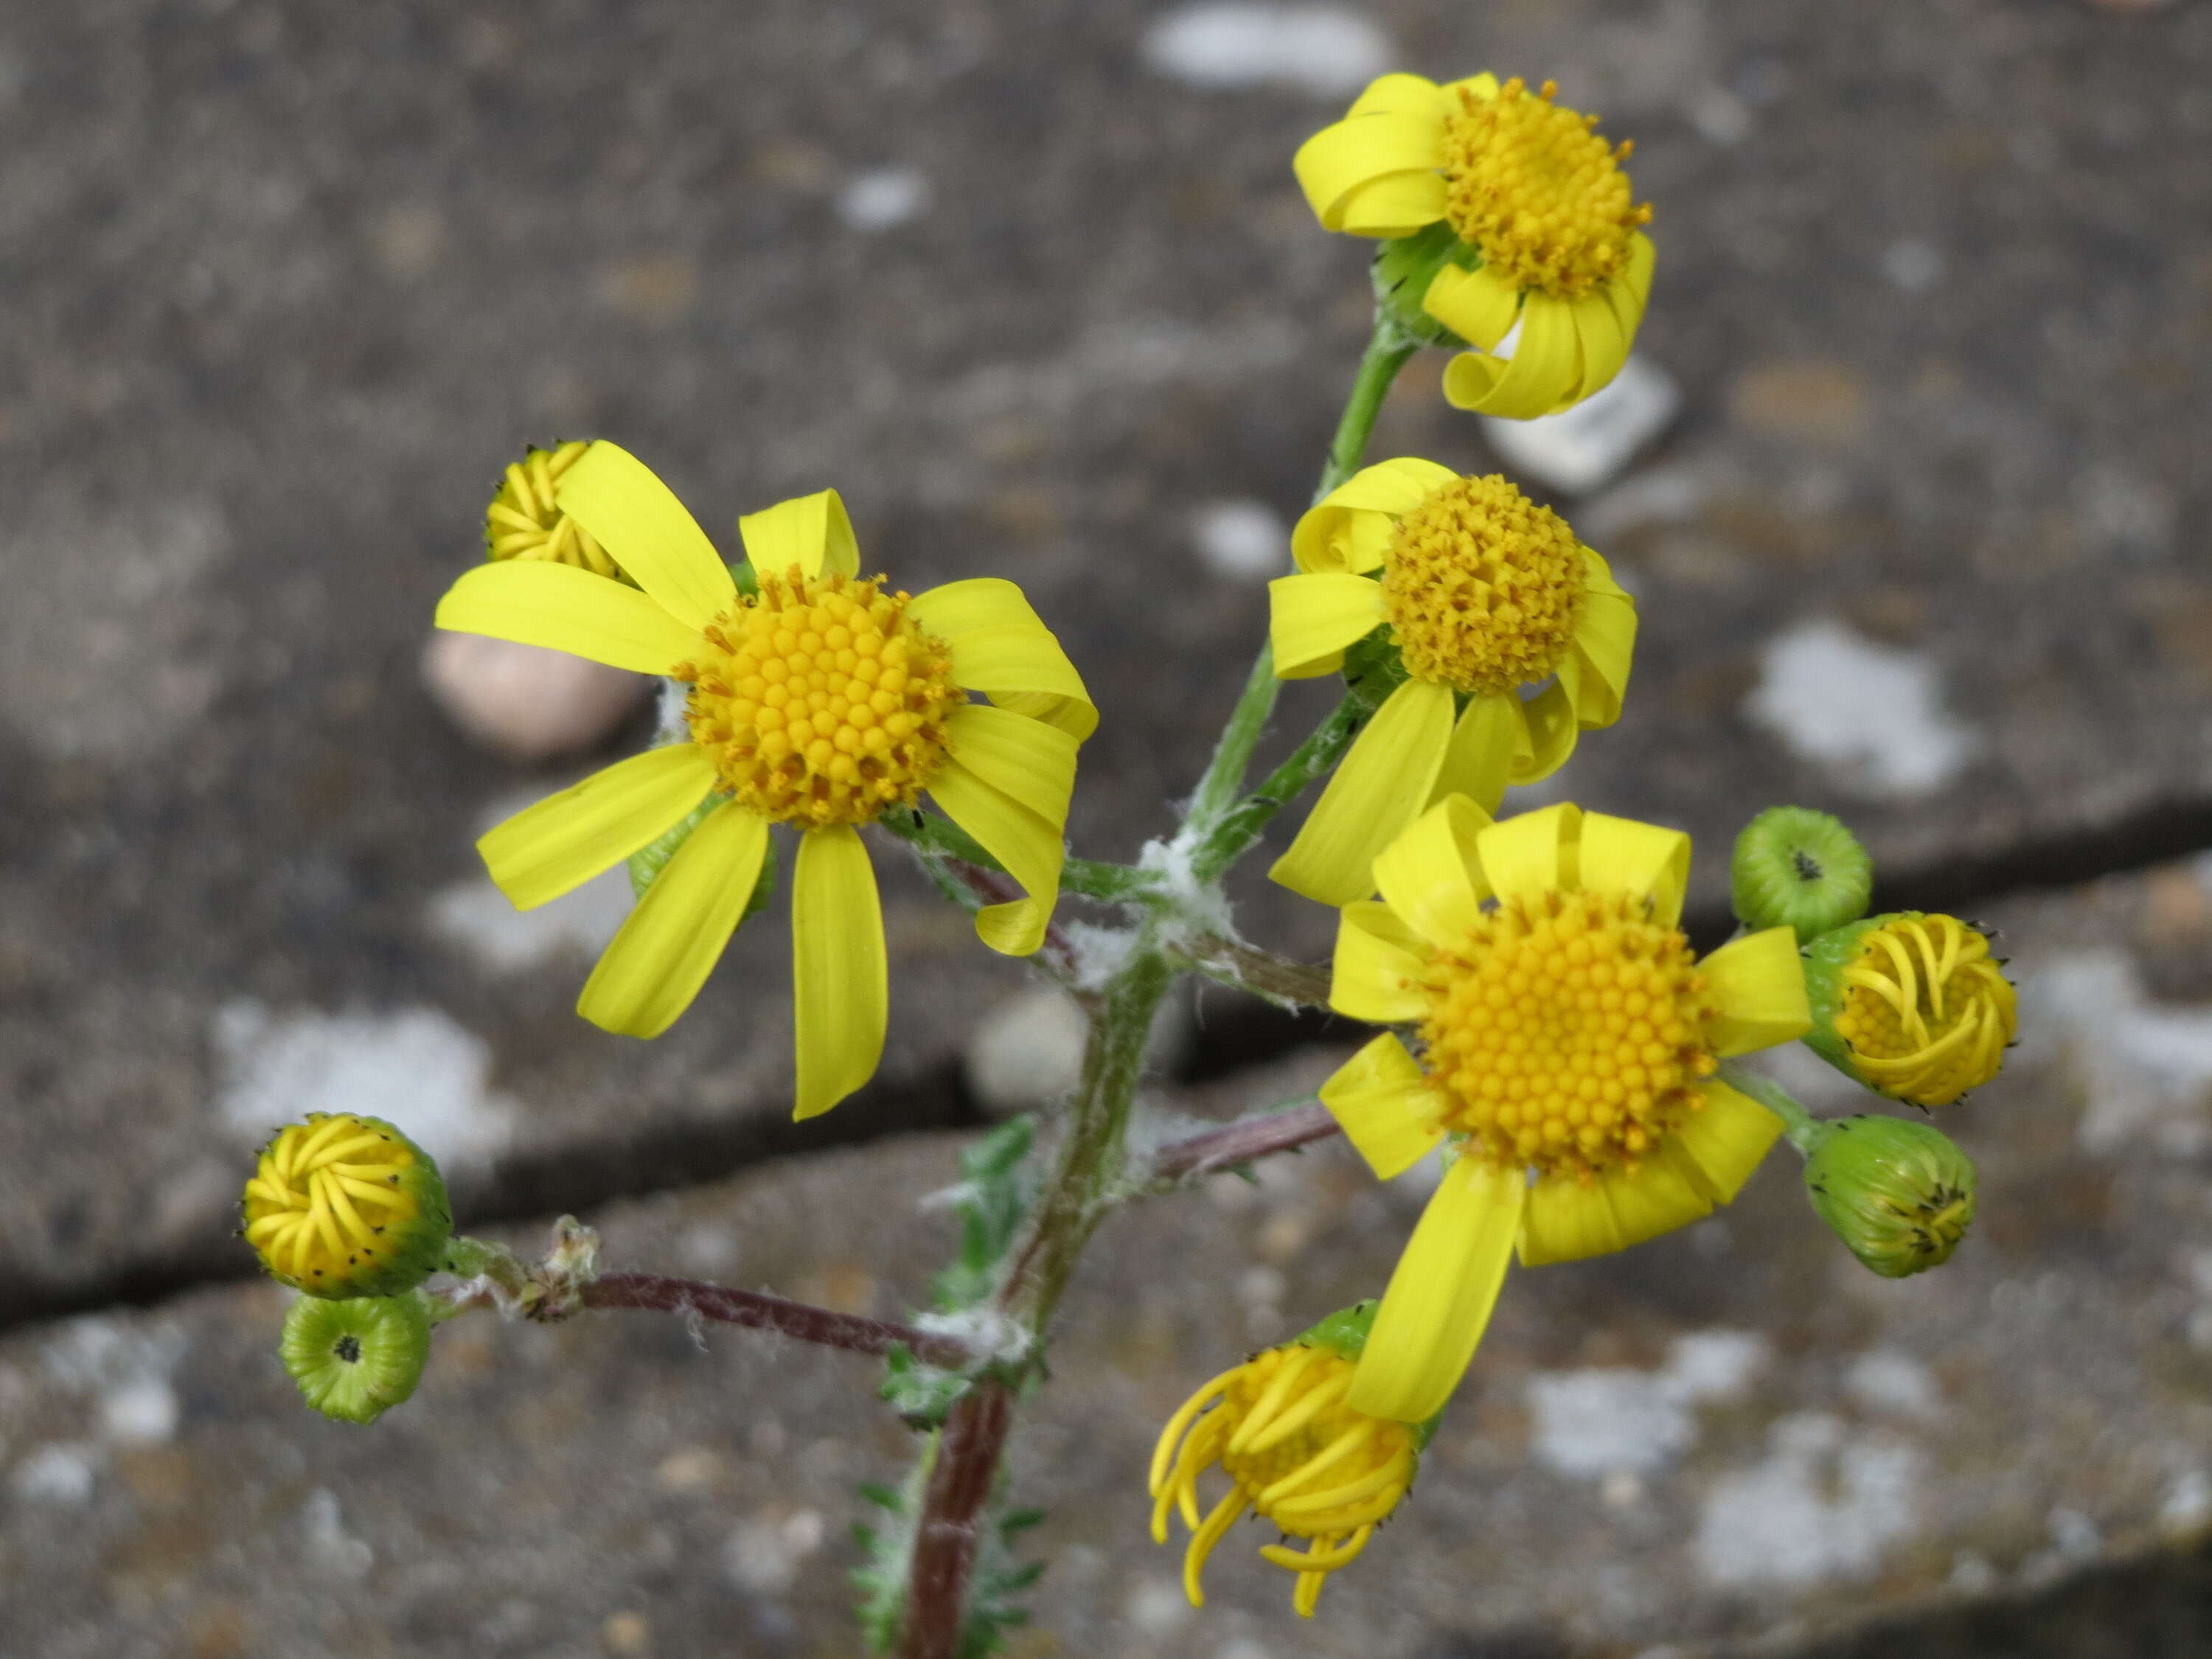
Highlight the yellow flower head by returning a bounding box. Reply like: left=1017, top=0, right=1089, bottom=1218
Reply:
left=1806, top=913, right=2016, bottom=1107
left=484, top=442, right=617, bottom=578
left=1150, top=1309, right=1425, bottom=1618
left=1319, top=800, right=1812, bottom=1420
left=435, top=442, right=1096, bottom=1120
left=242, top=1114, right=452, bottom=1298
left=1268, top=461, right=1635, bottom=906
left=1293, top=73, right=1657, bottom=417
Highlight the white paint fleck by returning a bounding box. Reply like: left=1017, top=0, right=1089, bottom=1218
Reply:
left=427, top=865, right=633, bottom=975
left=11, top=1442, right=101, bottom=1505
left=212, top=1000, right=517, bottom=1172
left=100, top=1377, right=180, bottom=1445
left=1881, top=238, right=1947, bottom=293
left=963, top=987, right=1088, bottom=1114
left=724, top=1509, right=827, bottom=1595
left=1576, top=463, right=1706, bottom=545
left=2037, top=950, right=2212, bottom=1156
left=837, top=167, right=932, bottom=232
left=1528, top=1329, right=1768, bottom=1478
left=2161, top=1470, right=2212, bottom=1537
left=302, top=1488, right=375, bottom=1579
left=1843, top=1350, right=1941, bottom=1420
left=1695, top=1412, right=1924, bottom=1588
left=1140, top=4, right=1391, bottom=96
left=1189, top=498, right=1287, bottom=580
left=1482, top=355, right=1682, bottom=495
left=1744, top=618, right=1977, bottom=797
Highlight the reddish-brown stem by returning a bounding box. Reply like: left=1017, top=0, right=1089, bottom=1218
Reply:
left=898, top=1381, right=1016, bottom=1659
left=578, top=1272, right=975, bottom=1368
left=1147, top=1100, right=1340, bottom=1183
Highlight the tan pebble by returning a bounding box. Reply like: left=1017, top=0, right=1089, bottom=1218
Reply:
left=420, top=630, right=650, bottom=763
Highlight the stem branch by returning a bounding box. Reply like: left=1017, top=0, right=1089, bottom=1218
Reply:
left=575, top=1273, right=978, bottom=1368
left=1147, top=1100, right=1340, bottom=1184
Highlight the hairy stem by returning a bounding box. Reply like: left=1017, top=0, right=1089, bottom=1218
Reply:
left=1175, top=933, right=1332, bottom=1009
left=1175, top=314, right=1417, bottom=849
left=1717, top=1060, right=1826, bottom=1154
left=1147, top=1099, right=1340, bottom=1184
left=577, top=1273, right=977, bottom=1368
left=898, top=1381, right=1015, bottom=1659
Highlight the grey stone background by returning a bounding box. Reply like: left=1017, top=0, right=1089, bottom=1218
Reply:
left=4, top=0, right=2211, bottom=1654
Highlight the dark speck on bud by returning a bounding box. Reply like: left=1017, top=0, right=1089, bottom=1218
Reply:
left=1801, top=1114, right=1977, bottom=1278
left=1731, top=805, right=1873, bottom=944
left=280, top=1293, right=433, bottom=1425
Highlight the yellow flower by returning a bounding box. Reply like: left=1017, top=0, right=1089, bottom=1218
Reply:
left=434, top=442, right=1094, bottom=1119
left=1150, top=1318, right=1423, bottom=1618
left=1319, top=799, right=1811, bottom=1420
left=242, top=1114, right=453, bottom=1298
left=1805, top=913, right=2016, bottom=1107
left=484, top=442, right=618, bottom=577
left=1294, top=74, right=1655, bottom=417
left=1268, top=462, right=1635, bottom=906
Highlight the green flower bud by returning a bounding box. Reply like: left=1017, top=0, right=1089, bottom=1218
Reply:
left=1802, top=1114, right=1976, bottom=1277
left=1731, top=806, right=1874, bottom=943
left=242, top=1114, right=453, bottom=1298
left=280, top=1293, right=433, bottom=1425
left=1371, top=223, right=1477, bottom=350
left=1804, top=913, right=2017, bottom=1107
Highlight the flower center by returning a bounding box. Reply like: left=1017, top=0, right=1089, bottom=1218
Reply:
left=1420, top=890, right=1719, bottom=1180
left=1217, top=1346, right=1417, bottom=1540
left=1379, top=475, right=1585, bottom=695
left=1439, top=77, right=1651, bottom=300
left=1833, top=914, right=2016, bottom=1106
left=484, top=442, right=616, bottom=577
left=242, top=1113, right=422, bottom=1288
left=678, top=567, right=961, bottom=830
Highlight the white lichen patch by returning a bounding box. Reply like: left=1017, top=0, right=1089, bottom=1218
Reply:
left=1189, top=498, right=1287, bottom=580
left=1139, top=4, right=1391, bottom=96
left=1695, top=1412, right=1924, bottom=1589
left=1528, top=1329, right=1768, bottom=1478
left=39, top=1315, right=187, bottom=1447
left=301, top=1488, right=374, bottom=1579
left=1744, top=619, right=1976, bottom=797
left=1843, top=1350, right=1942, bottom=1420
left=426, top=865, right=633, bottom=975
left=10, top=1441, right=102, bottom=1506
left=2035, top=950, right=2212, bottom=1156
left=212, top=999, right=516, bottom=1172
left=836, top=167, right=931, bottom=232
left=724, top=1508, right=826, bottom=1596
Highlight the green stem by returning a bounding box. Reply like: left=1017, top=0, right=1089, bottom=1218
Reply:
left=1188, top=683, right=1374, bottom=884
left=1175, top=313, right=1418, bottom=848
left=1717, top=1060, right=1826, bottom=1155
left=883, top=807, right=1160, bottom=906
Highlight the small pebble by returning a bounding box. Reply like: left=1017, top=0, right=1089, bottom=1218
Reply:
left=420, top=630, right=650, bottom=764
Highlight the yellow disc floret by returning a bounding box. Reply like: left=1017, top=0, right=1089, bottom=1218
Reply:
left=484, top=442, right=618, bottom=577
left=1151, top=1342, right=1419, bottom=1617
left=1831, top=914, right=2016, bottom=1107
left=242, top=1113, right=451, bottom=1298
left=1380, top=475, right=1586, bottom=695
left=1440, top=77, right=1652, bottom=299
left=678, top=566, right=961, bottom=830
left=1420, top=889, right=1719, bottom=1181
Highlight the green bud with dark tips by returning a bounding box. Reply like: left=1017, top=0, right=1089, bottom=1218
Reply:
left=1801, top=1114, right=1977, bottom=1278
left=280, top=1293, right=433, bottom=1425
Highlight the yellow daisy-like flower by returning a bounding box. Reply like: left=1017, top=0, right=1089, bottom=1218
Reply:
left=1150, top=1321, right=1424, bottom=1617
left=1268, top=461, right=1635, bottom=907
left=1294, top=73, right=1656, bottom=417
left=1319, top=799, right=1812, bottom=1421
left=434, top=442, right=1095, bottom=1120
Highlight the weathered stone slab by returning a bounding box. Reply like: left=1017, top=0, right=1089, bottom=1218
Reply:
left=4, top=0, right=2209, bottom=1306
left=9, top=863, right=2212, bottom=1656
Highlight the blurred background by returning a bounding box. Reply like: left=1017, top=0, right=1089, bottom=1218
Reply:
left=4, top=1, right=2211, bottom=1654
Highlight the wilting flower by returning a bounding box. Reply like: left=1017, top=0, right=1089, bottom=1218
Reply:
left=1295, top=74, right=1655, bottom=417
left=436, top=442, right=1094, bottom=1119
left=484, top=441, right=617, bottom=577
left=1150, top=1306, right=1427, bottom=1617
left=1320, top=799, right=1811, bottom=1420
left=1804, top=913, right=2016, bottom=1107
left=1269, top=461, right=1634, bottom=905
left=242, top=1114, right=452, bottom=1298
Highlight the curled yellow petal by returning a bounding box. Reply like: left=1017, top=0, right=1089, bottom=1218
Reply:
left=1318, top=1033, right=1447, bottom=1180
left=1471, top=801, right=1579, bottom=909
left=434, top=560, right=700, bottom=675
left=1565, top=584, right=1636, bottom=729
left=1293, top=95, right=1448, bottom=234
left=791, top=824, right=886, bottom=1121
left=478, top=745, right=718, bottom=911
left=1671, top=1082, right=1783, bottom=1203
left=1270, top=572, right=1385, bottom=678
left=1371, top=793, right=1492, bottom=951
left=1428, top=693, right=1519, bottom=816
left=1441, top=292, right=1584, bottom=418
left=1701, top=928, right=1814, bottom=1057
left=908, top=579, right=1096, bottom=743
left=1329, top=902, right=1431, bottom=1023
left=554, top=441, right=736, bottom=630
left=577, top=802, right=768, bottom=1039
left=738, top=488, right=860, bottom=582
left=1575, top=811, right=1690, bottom=925
left=1512, top=681, right=1579, bottom=783
left=1347, top=1158, right=1525, bottom=1422
left=927, top=762, right=1064, bottom=957
left=1422, top=262, right=1521, bottom=352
